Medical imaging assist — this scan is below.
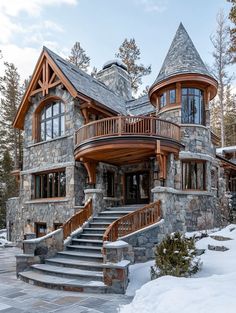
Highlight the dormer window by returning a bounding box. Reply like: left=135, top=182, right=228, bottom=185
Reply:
left=40, top=101, right=65, bottom=141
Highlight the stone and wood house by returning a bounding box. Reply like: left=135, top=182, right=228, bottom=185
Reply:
left=6, top=23, right=236, bottom=293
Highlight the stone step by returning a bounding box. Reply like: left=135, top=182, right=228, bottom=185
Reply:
left=93, top=216, right=120, bottom=223
left=83, top=227, right=106, bottom=234
left=31, top=264, right=103, bottom=281
left=106, top=205, right=142, bottom=211
left=18, top=271, right=108, bottom=293
left=72, top=238, right=103, bottom=246
left=79, top=233, right=104, bottom=240
left=45, top=257, right=105, bottom=271
left=89, top=222, right=111, bottom=228
left=67, top=244, right=102, bottom=254
left=57, top=250, right=103, bottom=262
left=99, top=211, right=131, bottom=216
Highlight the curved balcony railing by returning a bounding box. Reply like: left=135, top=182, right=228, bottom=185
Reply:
left=75, top=116, right=180, bottom=146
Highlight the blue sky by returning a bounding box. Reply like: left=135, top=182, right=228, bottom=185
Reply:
left=0, top=0, right=233, bottom=91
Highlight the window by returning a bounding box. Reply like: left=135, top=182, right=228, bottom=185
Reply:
left=182, top=161, right=206, bottom=190
left=169, top=89, right=176, bottom=104
left=159, top=89, right=176, bottom=108
left=160, top=92, right=167, bottom=108
left=34, top=169, right=66, bottom=199
left=106, top=171, right=115, bottom=197
left=40, top=101, right=65, bottom=141
left=181, top=88, right=204, bottom=124
left=35, top=222, right=47, bottom=238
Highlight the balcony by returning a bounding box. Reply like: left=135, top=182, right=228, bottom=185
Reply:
left=74, top=116, right=182, bottom=167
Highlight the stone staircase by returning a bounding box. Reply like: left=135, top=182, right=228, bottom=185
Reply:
left=18, top=205, right=141, bottom=293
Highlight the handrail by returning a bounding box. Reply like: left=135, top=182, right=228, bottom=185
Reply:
left=62, top=198, right=92, bottom=240
left=75, top=116, right=180, bottom=146
left=103, top=200, right=161, bottom=242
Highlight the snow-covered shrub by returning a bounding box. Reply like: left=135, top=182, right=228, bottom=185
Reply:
left=151, top=232, right=201, bottom=279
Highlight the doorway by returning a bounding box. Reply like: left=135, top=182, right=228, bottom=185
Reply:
left=125, top=171, right=149, bottom=204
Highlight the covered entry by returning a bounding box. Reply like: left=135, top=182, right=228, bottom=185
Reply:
left=125, top=171, right=149, bottom=204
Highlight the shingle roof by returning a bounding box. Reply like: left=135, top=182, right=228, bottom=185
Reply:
left=126, top=95, right=155, bottom=116
left=44, top=47, right=127, bottom=115
left=152, top=23, right=214, bottom=86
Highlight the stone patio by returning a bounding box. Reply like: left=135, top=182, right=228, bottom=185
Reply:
left=0, top=247, right=132, bottom=313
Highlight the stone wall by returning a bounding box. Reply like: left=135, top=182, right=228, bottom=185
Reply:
left=158, top=108, right=181, bottom=124
left=152, top=186, right=221, bottom=232
left=121, top=220, right=166, bottom=262
left=180, top=125, right=215, bottom=156
left=6, top=197, right=22, bottom=242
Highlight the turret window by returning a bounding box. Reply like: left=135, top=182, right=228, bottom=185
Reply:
left=182, top=160, right=206, bottom=190
left=181, top=88, right=204, bottom=125
left=159, top=89, right=176, bottom=108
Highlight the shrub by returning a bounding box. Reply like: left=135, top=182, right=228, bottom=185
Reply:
left=151, top=232, right=201, bottom=279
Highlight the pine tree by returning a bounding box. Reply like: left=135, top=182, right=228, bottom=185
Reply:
left=227, top=0, right=236, bottom=62
left=0, top=62, right=23, bottom=169
left=67, top=42, right=90, bottom=72
left=211, top=10, right=232, bottom=147
left=115, top=38, right=151, bottom=93
left=0, top=150, right=18, bottom=228
left=151, top=232, right=200, bottom=279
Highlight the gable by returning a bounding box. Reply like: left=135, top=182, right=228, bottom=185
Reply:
left=13, top=47, right=127, bottom=130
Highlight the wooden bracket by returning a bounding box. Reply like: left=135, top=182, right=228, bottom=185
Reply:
left=156, top=140, right=167, bottom=180
left=80, top=158, right=97, bottom=184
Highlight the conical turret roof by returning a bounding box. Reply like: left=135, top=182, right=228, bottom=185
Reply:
left=153, top=23, right=214, bottom=85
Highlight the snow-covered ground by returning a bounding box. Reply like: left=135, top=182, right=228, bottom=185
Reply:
left=120, top=225, right=236, bottom=313
left=0, top=229, right=13, bottom=247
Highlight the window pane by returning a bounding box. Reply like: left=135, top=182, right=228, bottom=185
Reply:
left=182, top=88, right=188, bottom=95
left=53, top=102, right=59, bottom=116
left=54, top=172, right=59, bottom=197
left=59, top=172, right=66, bottom=197
left=42, top=174, right=48, bottom=198
left=52, top=117, right=59, bottom=138
left=182, top=161, right=205, bottom=190
left=40, top=122, right=45, bottom=141
left=60, top=102, right=65, bottom=114
left=181, top=96, right=188, bottom=123
left=35, top=175, right=41, bottom=199
left=107, top=172, right=114, bottom=197
left=60, top=115, right=65, bottom=136
left=41, top=108, right=45, bottom=121
left=48, top=173, right=53, bottom=197
left=46, top=120, right=52, bottom=140
left=160, top=92, right=167, bottom=108
left=46, top=104, right=52, bottom=118
left=169, top=89, right=176, bottom=104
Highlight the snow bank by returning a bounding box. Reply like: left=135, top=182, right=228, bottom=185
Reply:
left=120, top=224, right=236, bottom=313
left=0, top=229, right=13, bottom=247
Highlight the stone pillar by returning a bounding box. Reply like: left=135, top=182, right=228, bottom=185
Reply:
left=84, top=189, right=105, bottom=215
left=166, top=153, right=175, bottom=188
left=103, top=240, right=133, bottom=294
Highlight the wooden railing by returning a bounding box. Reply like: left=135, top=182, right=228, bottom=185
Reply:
left=75, top=116, right=180, bottom=146
left=103, top=200, right=161, bottom=242
left=62, top=198, right=92, bottom=240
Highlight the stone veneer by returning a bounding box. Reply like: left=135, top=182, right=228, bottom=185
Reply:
left=8, top=85, right=87, bottom=242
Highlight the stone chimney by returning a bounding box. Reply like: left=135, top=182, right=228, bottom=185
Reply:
left=97, top=59, right=132, bottom=101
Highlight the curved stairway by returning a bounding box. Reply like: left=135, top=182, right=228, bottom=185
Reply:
left=18, top=205, right=141, bottom=293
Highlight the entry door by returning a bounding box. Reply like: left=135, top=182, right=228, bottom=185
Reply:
left=125, top=172, right=149, bottom=204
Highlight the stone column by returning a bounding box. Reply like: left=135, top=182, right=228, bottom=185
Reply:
left=84, top=189, right=105, bottom=215
left=166, top=153, right=175, bottom=188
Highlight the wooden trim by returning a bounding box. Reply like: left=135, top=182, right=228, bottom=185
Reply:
left=80, top=158, right=97, bottom=184
left=13, top=50, right=78, bottom=130
left=149, top=73, right=218, bottom=106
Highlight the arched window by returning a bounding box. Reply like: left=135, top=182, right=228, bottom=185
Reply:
left=40, top=101, right=65, bottom=141
left=181, top=88, right=204, bottom=125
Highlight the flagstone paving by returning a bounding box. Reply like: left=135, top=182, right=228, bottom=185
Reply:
left=0, top=247, right=132, bottom=313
